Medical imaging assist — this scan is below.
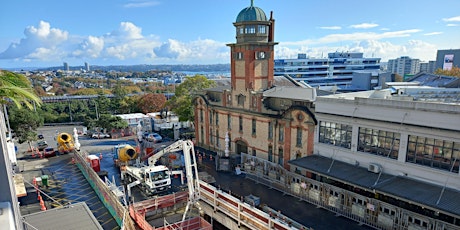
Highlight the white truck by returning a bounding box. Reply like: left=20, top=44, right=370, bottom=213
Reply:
left=121, top=140, right=200, bottom=200
left=122, top=164, right=171, bottom=196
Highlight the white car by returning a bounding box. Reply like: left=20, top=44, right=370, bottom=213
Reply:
left=92, top=132, right=110, bottom=139
left=146, top=133, right=163, bottom=142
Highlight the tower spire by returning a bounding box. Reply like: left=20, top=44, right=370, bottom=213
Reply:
left=251, top=0, right=254, bottom=7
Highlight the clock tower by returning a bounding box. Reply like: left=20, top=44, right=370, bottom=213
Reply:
left=227, top=0, right=278, bottom=93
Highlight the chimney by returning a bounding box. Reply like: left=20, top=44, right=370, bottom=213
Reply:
left=268, top=11, right=275, bottom=42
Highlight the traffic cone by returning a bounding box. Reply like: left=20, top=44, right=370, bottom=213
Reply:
left=39, top=198, right=46, bottom=211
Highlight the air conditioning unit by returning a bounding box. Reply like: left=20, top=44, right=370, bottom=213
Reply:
left=368, top=163, right=381, bottom=173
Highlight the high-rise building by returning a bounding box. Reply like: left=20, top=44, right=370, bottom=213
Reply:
left=435, top=49, right=460, bottom=71
left=84, top=62, right=90, bottom=72
left=387, top=56, right=420, bottom=77
left=419, top=61, right=436, bottom=74
left=63, top=62, right=69, bottom=72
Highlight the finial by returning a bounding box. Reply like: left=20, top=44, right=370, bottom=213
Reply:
left=251, top=0, right=254, bottom=7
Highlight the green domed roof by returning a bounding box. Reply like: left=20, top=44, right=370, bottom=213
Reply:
left=236, top=4, right=267, bottom=22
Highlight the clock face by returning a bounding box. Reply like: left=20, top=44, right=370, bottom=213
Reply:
left=297, top=113, right=303, bottom=121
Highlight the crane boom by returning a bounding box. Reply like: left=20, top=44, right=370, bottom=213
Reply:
left=147, top=140, right=187, bottom=166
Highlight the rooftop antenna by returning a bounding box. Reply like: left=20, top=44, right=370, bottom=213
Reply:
left=251, top=0, right=254, bottom=6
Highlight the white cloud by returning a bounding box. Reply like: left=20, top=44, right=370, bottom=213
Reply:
left=0, top=21, right=68, bottom=59
left=423, top=32, right=443, bottom=36
left=350, top=23, right=379, bottom=29
left=442, top=16, right=460, bottom=22
left=282, top=29, right=421, bottom=46
left=153, top=39, right=228, bottom=63
left=72, top=36, right=105, bottom=58
left=109, top=22, right=144, bottom=40
left=319, top=26, right=341, bottom=30
left=123, top=1, right=160, bottom=8
left=447, top=24, right=459, bottom=27
left=275, top=39, right=437, bottom=63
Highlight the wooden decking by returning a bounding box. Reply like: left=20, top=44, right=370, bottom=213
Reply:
left=13, top=173, right=27, bottom=197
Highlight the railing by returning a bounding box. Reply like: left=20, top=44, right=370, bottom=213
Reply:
left=73, top=150, right=137, bottom=230
left=198, top=180, right=312, bottom=230
left=240, top=153, right=460, bottom=230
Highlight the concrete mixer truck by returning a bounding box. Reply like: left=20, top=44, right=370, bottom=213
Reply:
left=56, top=132, right=75, bottom=154
left=112, top=144, right=139, bottom=167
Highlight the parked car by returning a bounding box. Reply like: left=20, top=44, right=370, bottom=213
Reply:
left=43, top=147, right=57, bottom=158
left=37, top=140, right=48, bottom=151
left=92, top=132, right=110, bottom=139
left=146, top=133, right=163, bottom=143
left=38, top=134, right=44, bottom=139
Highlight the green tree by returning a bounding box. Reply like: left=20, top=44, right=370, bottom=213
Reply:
left=167, top=75, right=215, bottom=121
left=87, top=114, right=128, bottom=132
left=1, top=70, right=42, bottom=149
left=8, top=106, right=43, bottom=148
left=0, top=70, right=42, bottom=109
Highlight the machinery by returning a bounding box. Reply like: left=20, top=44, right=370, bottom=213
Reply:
left=56, top=132, right=75, bottom=154
left=112, top=144, right=138, bottom=167
left=121, top=140, right=201, bottom=221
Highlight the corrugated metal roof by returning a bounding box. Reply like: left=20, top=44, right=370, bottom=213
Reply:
left=23, top=202, right=103, bottom=230
left=289, top=155, right=394, bottom=190
left=375, top=177, right=460, bottom=217
left=289, top=155, right=460, bottom=218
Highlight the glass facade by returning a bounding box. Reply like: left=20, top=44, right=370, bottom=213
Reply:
left=358, top=128, right=400, bottom=160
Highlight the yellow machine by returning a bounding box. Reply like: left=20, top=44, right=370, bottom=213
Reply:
left=57, top=132, right=75, bottom=154
left=113, top=144, right=138, bottom=166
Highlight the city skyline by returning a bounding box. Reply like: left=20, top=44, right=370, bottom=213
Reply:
left=1, top=0, right=460, bottom=68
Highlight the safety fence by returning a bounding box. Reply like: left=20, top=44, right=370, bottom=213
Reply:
left=198, top=180, right=312, bottom=230
left=73, top=150, right=137, bottom=230
left=240, top=153, right=460, bottom=230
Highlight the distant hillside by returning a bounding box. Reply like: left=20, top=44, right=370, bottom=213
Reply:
left=39, top=64, right=230, bottom=72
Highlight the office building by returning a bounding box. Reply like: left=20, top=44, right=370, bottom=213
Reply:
left=85, top=62, right=90, bottom=72
left=274, top=52, right=381, bottom=91
left=387, top=56, right=421, bottom=77
left=290, top=86, right=460, bottom=229
left=419, top=61, right=436, bottom=74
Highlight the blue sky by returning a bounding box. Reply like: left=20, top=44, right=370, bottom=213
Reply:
left=1, top=0, right=460, bottom=69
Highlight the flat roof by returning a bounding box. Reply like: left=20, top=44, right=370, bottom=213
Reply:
left=23, top=202, right=103, bottom=230
left=289, top=155, right=460, bottom=218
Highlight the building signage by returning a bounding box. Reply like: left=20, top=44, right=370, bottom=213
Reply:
left=443, top=54, right=454, bottom=70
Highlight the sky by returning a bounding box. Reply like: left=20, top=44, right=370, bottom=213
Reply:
left=1, top=0, right=460, bottom=69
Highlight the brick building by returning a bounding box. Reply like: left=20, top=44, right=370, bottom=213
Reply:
left=193, top=2, right=317, bottom=169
